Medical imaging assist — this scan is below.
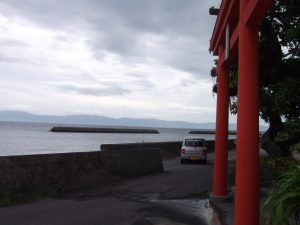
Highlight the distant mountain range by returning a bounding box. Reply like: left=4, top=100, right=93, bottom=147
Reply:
left=0, top=110, right=268, bottom=131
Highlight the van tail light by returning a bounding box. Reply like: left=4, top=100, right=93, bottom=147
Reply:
left=181, top=149, right=186, bottom=154
left=202, top=149, right=207, bottom=155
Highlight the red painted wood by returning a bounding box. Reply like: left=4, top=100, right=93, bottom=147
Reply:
left=210, top=0, right=229, bottom=52
left=210, top=0, right=239, bottom=55
left=212, top=46, right=230, bottom=197
left=235, top=0, right=260, bottom=224
left=210, top=0, right=273, bottom=56
left=244, top=0, right=274, bottom=27
left=229, top=23, right=239, bottom=55
left=219, top=22, right=240, bottom=67
left=210, top=0, right=274, bottom=224
left=218, top=45, right=225, bottom=67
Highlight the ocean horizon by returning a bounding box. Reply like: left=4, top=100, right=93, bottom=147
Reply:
left=0, top=121, right=238, bottom=156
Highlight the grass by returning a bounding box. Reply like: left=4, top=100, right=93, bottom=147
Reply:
left=261, top=165, right=300, bottom=225
left=0, top=190, right=58, bottom=207
left=260, top=156, right=298, bottom=171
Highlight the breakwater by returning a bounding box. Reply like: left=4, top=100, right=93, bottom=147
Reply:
left=50, top=126, right=159, bottom=133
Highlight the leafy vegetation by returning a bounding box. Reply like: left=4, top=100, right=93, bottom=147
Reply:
left=262, top=165, right=300, bottom=225
left=260, top=155, right=297, bottom=171
left=0, top=190, right=57, bottom=207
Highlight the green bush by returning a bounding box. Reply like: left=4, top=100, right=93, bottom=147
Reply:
left=260, top=157, right=277, bottom=168
left=0, top=190, right=57, bottom=207
left=284, top=119, right=300, bottom=132
left=262, top=165, right=300, bottom=225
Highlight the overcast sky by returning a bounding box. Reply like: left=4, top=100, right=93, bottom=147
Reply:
left=0, top=0, right=231, bottom=123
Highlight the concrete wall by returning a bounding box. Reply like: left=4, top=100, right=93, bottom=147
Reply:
left=0, top=140, right=236, bottom=199
left=101, top=142, right=182, bottom=160
left=102, top=148, right=163, bottom=177
left=101, top=140, right=236, bottom=159
left=206, top=139, right=236, bottom=153
left=0, top=148, right=163, bottom=199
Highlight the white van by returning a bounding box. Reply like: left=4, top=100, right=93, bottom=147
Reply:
left=181, top=136, right=207, bottom=164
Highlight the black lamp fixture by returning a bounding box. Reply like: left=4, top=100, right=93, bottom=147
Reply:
left=209, top=7, right=219, bottom=16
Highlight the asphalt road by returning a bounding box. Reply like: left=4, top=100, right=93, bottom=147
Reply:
left=0, top=157, right=215, bottom=225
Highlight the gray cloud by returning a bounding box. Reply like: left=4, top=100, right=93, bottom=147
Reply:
left=0, top=52, right=42, bottom=68
left=0, top=53, right=28, bottom=64
left=46, top=73, right=155, bottom=97
left=0, top=0, right=222, bottom=122
left=0, top=0, right=214, bottom=33
left=47, top=82, right=130, bottom=97
left=0, top=39, right=31, bottom=47
left=130, top=79, right=154, bottom=91
left=0, top=0, right=218, bottom=77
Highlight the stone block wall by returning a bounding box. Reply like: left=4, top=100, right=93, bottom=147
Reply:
left=0, top=148, right=163, bottom=199
left=102, top=148, right=163, bottom=177
left=101, top=142, right=182, bottom=160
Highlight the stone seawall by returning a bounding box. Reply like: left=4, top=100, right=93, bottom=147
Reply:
left=0, top=140, right=236, bottom=200
left=102, top=148, right=163, bottom=177
left=206, top=139, right=236, bottom=153
left=101, top=140, right=236, bottom=159
left=101, top=142, right=183, bottom=160
left=0, top=148, right=163, bottom=199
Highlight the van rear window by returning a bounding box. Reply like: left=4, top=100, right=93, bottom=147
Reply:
left=185, top=139, right=204, bottom=147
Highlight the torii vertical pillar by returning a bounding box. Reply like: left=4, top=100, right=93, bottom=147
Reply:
left=209, top=0, right=273, bottom=224
left=235, top=0, right=260, bottom=224
left=211, top=46, right=229, bottom=199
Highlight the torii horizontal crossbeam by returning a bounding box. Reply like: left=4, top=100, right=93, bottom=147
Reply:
left=210, top=0, right=273, bottom=61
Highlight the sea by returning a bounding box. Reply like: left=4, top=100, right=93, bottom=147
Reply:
left=0, top=121, right=237, bottom=156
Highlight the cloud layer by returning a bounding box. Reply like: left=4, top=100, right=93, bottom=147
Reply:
left=0, top=0, right=226, bottom=123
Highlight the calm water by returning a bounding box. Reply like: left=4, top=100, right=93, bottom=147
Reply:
left=0, top=121, right=236, bottom=156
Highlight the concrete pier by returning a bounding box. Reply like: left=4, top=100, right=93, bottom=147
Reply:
left=50, top=126, right=159, bottom=133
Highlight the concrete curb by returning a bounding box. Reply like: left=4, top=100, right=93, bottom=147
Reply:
left=209, top=193, right=231, bottom=203
left=209, top=200, right=231, bottom=225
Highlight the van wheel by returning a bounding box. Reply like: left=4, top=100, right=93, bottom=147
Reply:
left=180, top=158, right=185, bottom=164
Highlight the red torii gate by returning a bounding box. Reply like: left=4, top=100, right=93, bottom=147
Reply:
left=209, top=0, right=273, bottom=224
